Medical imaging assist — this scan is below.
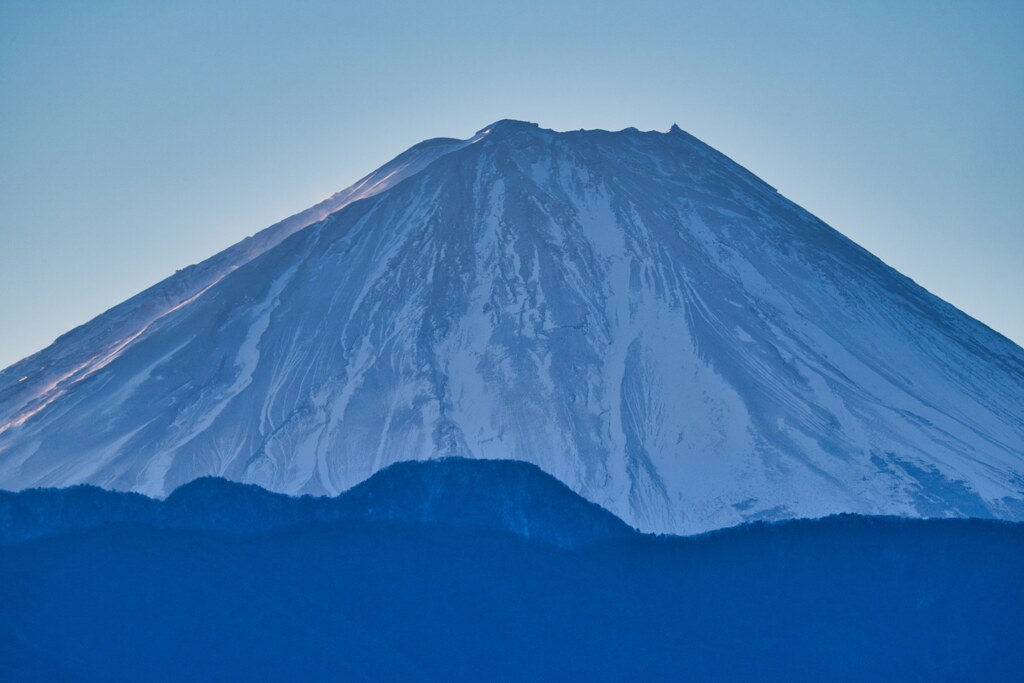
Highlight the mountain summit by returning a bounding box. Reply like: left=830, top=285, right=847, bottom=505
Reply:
left=1, top=121, right=1022, bottom=533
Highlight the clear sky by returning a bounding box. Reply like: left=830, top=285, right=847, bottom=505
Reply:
left=1, top=0, right=1021, bottom=368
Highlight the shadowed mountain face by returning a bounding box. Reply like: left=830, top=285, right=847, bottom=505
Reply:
left=1, top=120, right=1022, bottom=533
left=0, top=458, right=632, bottom=547
left=0, top=459, right=1021, bottom=681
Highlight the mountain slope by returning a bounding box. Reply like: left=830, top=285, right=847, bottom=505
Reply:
left=1, top=120, right=1022, bottom=533
left=0, top=135, right=472, bottom=437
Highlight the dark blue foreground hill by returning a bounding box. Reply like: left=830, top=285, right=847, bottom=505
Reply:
left=0, top=457, right=633, bottom=547
left=1, top=458, right=1022, bottom=681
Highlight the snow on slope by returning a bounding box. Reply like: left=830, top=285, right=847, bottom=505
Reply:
left=0, top=135, right=470, bottom=438
left=1, top=120, right=1022, bottom=534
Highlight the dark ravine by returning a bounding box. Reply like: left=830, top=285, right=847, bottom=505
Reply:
left=1, top=458, right=1023, bottom=680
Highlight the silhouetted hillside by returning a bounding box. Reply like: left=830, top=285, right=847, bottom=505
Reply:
left=1, top=513, right=1021, bottom=681
left=1, top=458, right=633, bottom=547
left=1, top=459, right=1022, bottom=679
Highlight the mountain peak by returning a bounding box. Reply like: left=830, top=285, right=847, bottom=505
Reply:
left=475, top=119, right=542, bottom=139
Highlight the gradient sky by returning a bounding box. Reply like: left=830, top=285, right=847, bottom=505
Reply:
left=1, top=0, right=1021, bottom=368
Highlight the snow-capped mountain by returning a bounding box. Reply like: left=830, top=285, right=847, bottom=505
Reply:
left=1, top=120, right=1022, bottom=533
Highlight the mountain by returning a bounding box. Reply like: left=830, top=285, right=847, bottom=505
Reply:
left=2, top=495, right=1022, bottom=679
left=0, top=458, right=632, bottom=547
left=1, top=120, right=1022, bottom=533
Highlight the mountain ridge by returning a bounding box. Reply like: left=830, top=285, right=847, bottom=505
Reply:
left=0, top=457, right=634, bottom=547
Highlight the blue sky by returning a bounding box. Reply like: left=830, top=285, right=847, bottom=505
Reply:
left=1, top=0, right=1021, bottom=367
